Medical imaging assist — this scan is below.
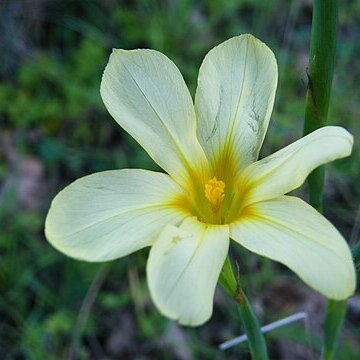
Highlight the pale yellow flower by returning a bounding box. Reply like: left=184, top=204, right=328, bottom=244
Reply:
left=45, top=34, right=356, bottom=326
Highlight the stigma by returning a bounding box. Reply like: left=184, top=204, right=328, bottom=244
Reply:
left=204, top=177, right=225, bottom=212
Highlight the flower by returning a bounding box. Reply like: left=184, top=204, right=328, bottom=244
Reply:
left=45, top=34, right=356, bottom=326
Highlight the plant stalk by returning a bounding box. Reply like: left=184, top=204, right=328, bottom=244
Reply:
left=304, top=1, right=345, bottom=359
left=303, top=0, right=338, bottom=212
left=352, top=241, right=360, bottom=271
left=219, top=257, right=269, bottom=360
left=322, top=300, right=347, bottom=360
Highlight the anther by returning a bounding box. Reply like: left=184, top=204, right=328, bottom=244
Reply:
left=204, top=177, right=225, bottom=212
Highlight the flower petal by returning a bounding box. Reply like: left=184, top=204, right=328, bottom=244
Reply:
left=195, top=34, right=278, bottom=175
left=230, top=196, right=356, bottom=300
left=45, top=169, right=186, bottom=262
left=241, top=126, right=353, bottom=205
left=100, top=49, right=208, bottom=186
left=147, top=218, right=229, bottom=326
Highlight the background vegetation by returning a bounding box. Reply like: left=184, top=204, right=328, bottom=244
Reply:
left=1, top=0, right=359, bottom=358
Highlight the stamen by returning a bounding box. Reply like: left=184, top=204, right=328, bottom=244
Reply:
left=204, top=177, right=225, bottom=212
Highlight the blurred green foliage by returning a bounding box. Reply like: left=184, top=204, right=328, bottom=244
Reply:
left=1, top=0, right=359, bottom=359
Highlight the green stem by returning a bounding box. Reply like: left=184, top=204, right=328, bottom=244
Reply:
left=352, top=241, right=360, bottom=270
left=303, top=0, right=338, bottom=212
left=219, top=257, right=269, bottom=360
left=304, top=1, right=345, bottom=359
left=322, top=300, right=347, bottom=360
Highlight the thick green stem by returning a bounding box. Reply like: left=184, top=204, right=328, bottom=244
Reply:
left=303, top=0, right=338, bottom=211
left=352, top=241, right=360, bottom=270
left=304, top=1, right=345, bottom=359
left=219, top=257, right=269, bottom=360
left=322, top=300, right=347, bottom=360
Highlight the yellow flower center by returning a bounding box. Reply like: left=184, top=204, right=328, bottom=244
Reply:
left=174, top=154, right=249, bottom=225
left=204, top=177, right=225, bottom=212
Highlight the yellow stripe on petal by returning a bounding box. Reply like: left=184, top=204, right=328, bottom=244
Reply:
left=101, top=49, right=209, bottom=187
left=240, top=126, right=353, bottom=206
left=195, top=34, right=278, bottom=177
left=147, top=218, right=229, bottom=326
left=45, top=169, right=187, bottom=262
left=230, top=196, right=356, bottom=300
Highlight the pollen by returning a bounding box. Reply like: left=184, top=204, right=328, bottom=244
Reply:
left=204, top=177, right=225, bottom=212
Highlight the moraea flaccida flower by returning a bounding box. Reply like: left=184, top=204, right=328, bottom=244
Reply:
left=45, top=34, right=356, bottom=326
